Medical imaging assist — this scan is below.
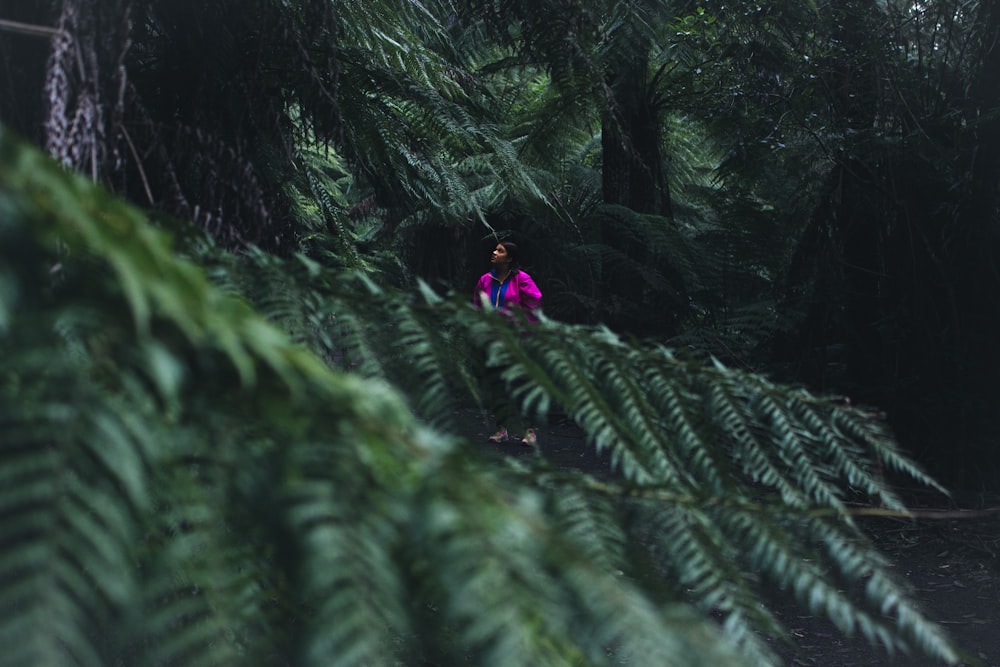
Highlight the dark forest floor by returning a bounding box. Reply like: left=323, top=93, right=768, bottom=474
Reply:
left=458, top=412, right=1000, bottom=667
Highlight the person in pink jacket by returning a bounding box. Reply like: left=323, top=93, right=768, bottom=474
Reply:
left=473, top=241, right=542, bottom=319
left=473, top=241, right=542, bottom=446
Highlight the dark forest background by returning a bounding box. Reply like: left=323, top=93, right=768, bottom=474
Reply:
left=0, top=1, right=997, bottom=665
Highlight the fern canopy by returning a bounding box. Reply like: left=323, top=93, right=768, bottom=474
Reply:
left=0, top=130, right=958, bottom=666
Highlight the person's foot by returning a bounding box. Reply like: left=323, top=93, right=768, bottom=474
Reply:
left=488, top=426, right=510, bottom=443
left=520, top=428, right=538, bottom=447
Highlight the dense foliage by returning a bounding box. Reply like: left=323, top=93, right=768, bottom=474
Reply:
left=1, top=0, right=998, bottom=664
left=0, top=120, right=958, bottom=667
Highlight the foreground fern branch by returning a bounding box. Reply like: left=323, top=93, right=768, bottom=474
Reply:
left=0, top=130, right=959, bottom=666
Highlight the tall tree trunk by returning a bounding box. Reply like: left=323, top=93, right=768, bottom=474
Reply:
left=931, top=0, right=1000, bottom=478
left=824, top=1, right=888, bottom=395
left=44, top=0, right=131, bottom=181
left=601, top=56, right=672, bottom=217
left=955, top=0, right=1000, bottom=372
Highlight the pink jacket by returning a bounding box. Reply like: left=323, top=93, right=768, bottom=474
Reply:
left=474, top=269, right=542, bottom=320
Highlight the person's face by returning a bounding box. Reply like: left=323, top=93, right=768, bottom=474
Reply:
left=490, top=243, right=510, bottom=267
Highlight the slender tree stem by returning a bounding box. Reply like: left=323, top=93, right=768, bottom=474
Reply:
left=0, top=18, right=62, bottom=38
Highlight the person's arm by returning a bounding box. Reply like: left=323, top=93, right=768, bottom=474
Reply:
left=473, top=274, right=489, bottom=307
left=516, top=272, right=542, bottom=312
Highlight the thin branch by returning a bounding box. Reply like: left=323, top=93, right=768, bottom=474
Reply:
left=0, top=17, right=63, bottom=38
left=121, top=125, right=155, bottom=204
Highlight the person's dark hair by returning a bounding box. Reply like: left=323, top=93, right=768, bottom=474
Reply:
left=499, top=240, right=520, bottom=269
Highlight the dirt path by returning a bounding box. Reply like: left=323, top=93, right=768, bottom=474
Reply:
left=774, top=508, right=1000, bottom=666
